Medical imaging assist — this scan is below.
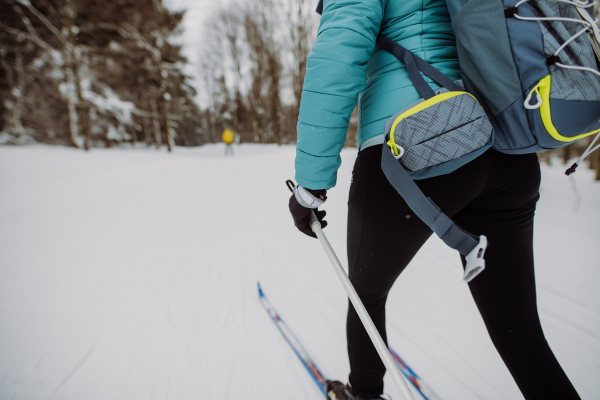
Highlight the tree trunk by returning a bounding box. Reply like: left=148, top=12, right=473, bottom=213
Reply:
left=76, top=101, right=90, bottom=150
left=130, top=124, right=137, bottom=145
left=206, top=111, right=213, bottom=143
left=158, top=63, right=173, bottom=152
left=161, top=92, right=173, bottom=152
left=0, top=10, right=24, bottom=140
left=210, top=113, right=217, bottom=143
left=268, top=55, right=281, bottom=145
left=150, top=99, right=162, bottom=148
left=289, top=0, right=311, bottom=144
left=0, top=51, right=14, bottom=136
left=66, top=100, right=79, bottom=147
left=142, top=109, right=152, bottom=145
left=0, top=50, right=26, bottom=141
left=234, top=90, right=243, bottom=143
left=10, top=51, right=25, bottom=136
left=561, top=145, right=572, bottom=165
left=594, top=146, right=600, bottom=181
left=63, top=51, right=80, bottom=148
left=72, top=49, right=90, bottom=151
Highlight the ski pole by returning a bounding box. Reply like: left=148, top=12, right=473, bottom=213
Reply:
left=287, top=181, right=415, bottom=400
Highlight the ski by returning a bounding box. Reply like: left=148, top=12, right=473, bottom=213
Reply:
left=389, top=347, right=442, bottom=400
left=258, top=281, right=440, bottom=400
left=258, top=282, right=328, bottom=396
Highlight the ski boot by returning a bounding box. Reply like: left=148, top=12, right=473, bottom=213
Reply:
left=325, top=380, right=390, bottom=400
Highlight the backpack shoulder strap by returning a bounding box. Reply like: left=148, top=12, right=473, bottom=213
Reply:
left=377, top=35, right=462, bottom=98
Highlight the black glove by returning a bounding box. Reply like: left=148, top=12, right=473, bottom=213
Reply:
left=288, top=185, right=328, bottom=238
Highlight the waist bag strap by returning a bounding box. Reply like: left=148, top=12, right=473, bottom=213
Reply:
left=376, top=35, right=463, bottom=99
left=381, top=145, right=487, bottom=282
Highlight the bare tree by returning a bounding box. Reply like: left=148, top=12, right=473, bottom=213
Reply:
left=196, top=0, right=319, bottom=145
left=287, top=0, right=315, bottom=142
left=244, top=0, right=283, bottom=144
left=200, top=12, right=235, bottom=142
left=222, top=10, right=245, bottom=141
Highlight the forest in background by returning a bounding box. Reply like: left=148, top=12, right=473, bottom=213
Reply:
left=0, top=0, right=202, bottom=150
left=0, top=0, right=598, bottom=179
left=0, top=0, right=358, bottom=150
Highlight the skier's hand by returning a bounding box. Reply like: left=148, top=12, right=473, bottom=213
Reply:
left=289, top=186, right=327, bottom=238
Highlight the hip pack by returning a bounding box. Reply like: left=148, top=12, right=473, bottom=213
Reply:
left=447, top=0, right=600, bottom=171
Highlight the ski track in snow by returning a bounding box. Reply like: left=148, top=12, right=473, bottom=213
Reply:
left=0, top=144, right=599, bottom=400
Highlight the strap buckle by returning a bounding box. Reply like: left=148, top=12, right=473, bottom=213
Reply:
left=463, top=235, right=487, bottom=282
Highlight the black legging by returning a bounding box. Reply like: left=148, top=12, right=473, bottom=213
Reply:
left=346, top=145, right=579, bottom=399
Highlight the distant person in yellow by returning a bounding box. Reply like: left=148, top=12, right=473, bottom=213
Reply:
left=222, top=128, right=234, bottom=156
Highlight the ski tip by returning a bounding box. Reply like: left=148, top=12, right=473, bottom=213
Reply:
left=257, top=281, right=264, bottom=297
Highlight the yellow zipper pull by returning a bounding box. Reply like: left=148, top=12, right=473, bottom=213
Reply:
left=524, top=81, right=544, bottom=110
left=387, top=139, right=398, bottom=156
left=387, top=139, right=405, bottom=159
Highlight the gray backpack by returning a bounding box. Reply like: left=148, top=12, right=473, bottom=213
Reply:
left=449, top=0, right=600, bottom=169
left=378, top=0, right=600, bottom=281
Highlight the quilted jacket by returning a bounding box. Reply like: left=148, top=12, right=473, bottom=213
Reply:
left=295, top=0, right=461, bottom=189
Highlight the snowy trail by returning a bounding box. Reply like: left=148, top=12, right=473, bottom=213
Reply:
left=0, top=144, right=599, bottom=400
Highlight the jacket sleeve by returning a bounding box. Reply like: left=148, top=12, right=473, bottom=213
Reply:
left=294, top=0, right=385, bottom=190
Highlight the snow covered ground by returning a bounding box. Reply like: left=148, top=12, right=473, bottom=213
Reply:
left=0, top=144, right=598, bottom=400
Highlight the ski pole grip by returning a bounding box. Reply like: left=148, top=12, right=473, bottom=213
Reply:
left=286, top=180, right=322, bottom=232
left=309, top=210, right=321, bottom=231
left=286, top=179, right=295, bottom=193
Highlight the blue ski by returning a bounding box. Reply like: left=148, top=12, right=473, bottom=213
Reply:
left=258, top=282, right=328, bottom=396
left=259, top=282, right=441, bottom=400
left=390, top=347, right=442, bottom=400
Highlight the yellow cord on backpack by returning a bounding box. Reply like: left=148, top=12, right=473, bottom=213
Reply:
left=387, top=139, right=400, bottom=156
left=527, top=75, right=600, bottom=142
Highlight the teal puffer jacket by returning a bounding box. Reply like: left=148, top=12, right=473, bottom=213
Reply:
left=295, top=0, right=460, bottom=189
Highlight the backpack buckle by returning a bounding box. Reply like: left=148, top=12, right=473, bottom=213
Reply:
left=463, top=235, right=487, bottom=282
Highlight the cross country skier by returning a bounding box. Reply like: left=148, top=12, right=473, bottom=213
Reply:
left=222, top=128, right=234, bottom=155
left=288, top=0, right=582, bottom=399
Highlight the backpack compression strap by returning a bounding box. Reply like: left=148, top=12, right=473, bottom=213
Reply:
left=380, top=144, right=487, bottom=282
left=377, top=35, right=463, bottom=99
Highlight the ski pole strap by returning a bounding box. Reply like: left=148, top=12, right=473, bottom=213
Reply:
left=380, top=144, right=480, bottom=257
left=376, top=35, right=462, bottom=100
